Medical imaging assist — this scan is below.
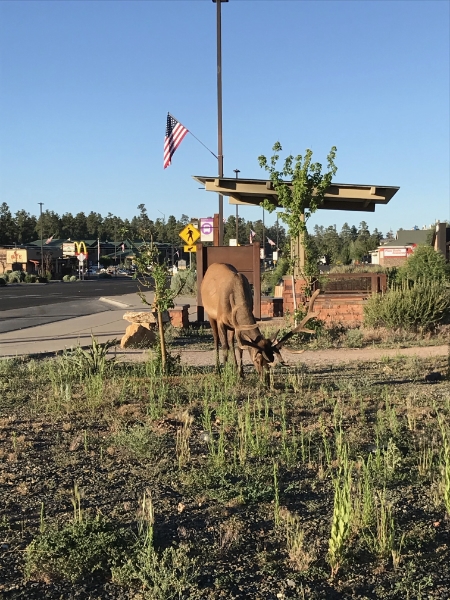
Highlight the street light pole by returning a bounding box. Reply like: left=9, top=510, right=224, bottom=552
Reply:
left=233, top=169, right=240, bottom=243
left=114, top=219, right=117, bottom=277
left=213, top=0, right=227, bottom=245
left=38, top=202, right=44, bottom=276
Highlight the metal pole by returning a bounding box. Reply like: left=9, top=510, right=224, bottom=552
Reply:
left=38, top=202, right=44, bottom=276
left=262, top=207, right=265, bottom=272
left=276, top=215, right=279, bottom=249
left=234, top=168, right=240, bottom=243
left=214, top=0, right=226, bottom=245
left=114, top=220, right=117, bottom=277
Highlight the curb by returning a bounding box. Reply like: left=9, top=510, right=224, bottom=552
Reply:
left=99, top=297, right=130, bottom=309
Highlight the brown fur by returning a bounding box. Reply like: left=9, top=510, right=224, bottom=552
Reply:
left=201, top=263, right=278, bottom=378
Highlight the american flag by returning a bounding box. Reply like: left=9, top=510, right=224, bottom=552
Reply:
left=267, top=237, right=276, bottom=246
left=249, top=229, right=256, bottom=244
left=164, top=114, right=189, bottom=169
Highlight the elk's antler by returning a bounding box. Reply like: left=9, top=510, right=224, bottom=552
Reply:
left=273, top=289, right=320, bottom=350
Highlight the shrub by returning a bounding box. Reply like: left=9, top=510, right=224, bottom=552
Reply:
left=364, top=281, right=450, bottom=333
left=25, top=274, right=37, bottom=283
left=70, top=275, right=78, bottom=282
left=262, top=257, right=289, bottom=296
left=37, top=276, right=48, bottom=283
left=63, top=274, right=71, bottom=282
left=329, top=264, right=387, bottom=274
left=170, top=269, right=196, bottom=296
left=9, top=271, right=25, bottom=283
left=0, top=277, right=6, bottom=286
left=25, top=516, right=133, bottom=583
left=397, top=245, right=449, bottom=284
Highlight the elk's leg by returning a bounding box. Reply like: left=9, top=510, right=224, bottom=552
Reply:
left=217, top=323, right=229, bottom=366
left=226, top=329, right=239, bottom=371
left=210, top=319, right=221, bottom=371
left=236, top=345, right=244, bottom=378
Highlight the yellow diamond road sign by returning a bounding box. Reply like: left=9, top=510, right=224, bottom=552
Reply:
left=179, top=223, right=200, bottom=245
left=184, top=245, right=197, bottom=253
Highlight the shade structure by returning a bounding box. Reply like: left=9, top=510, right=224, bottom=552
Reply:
left=192, top=176, right=399, bottom=213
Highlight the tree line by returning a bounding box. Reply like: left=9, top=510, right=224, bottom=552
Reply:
left=0, top=202, right=286, bottom=249
left=0, top=201, right=390, bottom=263
left=308, top=222, right=393, bottom=265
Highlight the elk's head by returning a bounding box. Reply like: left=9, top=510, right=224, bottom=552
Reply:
left=240, top=289, right=321, bottom=377
left=240, top=333, right=284, bottom=376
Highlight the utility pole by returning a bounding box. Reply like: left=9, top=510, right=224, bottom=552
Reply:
left=213, top=0, right=227, bottom=245
left=38, top=202, right=44, bottom=276
left=234, top=169, right=240, bottom=243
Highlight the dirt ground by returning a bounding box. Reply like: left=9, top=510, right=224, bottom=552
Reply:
left=116, top=343, right=449, bottom=368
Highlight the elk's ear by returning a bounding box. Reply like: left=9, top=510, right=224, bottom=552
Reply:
left=239, top=337, right=260, bottom=350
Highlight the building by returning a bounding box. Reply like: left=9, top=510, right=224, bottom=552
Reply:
left=371, top=222, right=449, bottom=267
left=0, top=245, right=63, bottom=275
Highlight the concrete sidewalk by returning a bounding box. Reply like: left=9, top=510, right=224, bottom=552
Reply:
left=0, top=292, right=197, bottom=358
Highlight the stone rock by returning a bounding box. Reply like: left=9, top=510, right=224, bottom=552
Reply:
left=120, top=323, right=157, bottom=349
left=123, top=311, right=170, bottom=324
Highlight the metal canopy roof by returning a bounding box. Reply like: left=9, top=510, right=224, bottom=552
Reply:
left=193, top=176, right=399, bottom=213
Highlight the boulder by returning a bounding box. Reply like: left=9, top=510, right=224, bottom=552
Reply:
left=120, top=323, right=157, bottom=349
left=123, top=311, right=170, bottom=325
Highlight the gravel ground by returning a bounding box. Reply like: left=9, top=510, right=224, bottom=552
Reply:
left=1, top=347, right=450, bottom=599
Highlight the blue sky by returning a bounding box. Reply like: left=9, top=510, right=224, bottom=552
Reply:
left=0, top=0, right=448, bottom=236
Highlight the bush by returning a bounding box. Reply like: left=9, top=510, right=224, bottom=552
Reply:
left=0, top=277, right=6, bottom=286
left=25, top=274, right=37, bottom=283
left=25, top=516, right=134, bottom=584
left=37, top=276, right=48, bottom=283
left=261, top=257, right=289, bottom=296
left=329, top=264, right=387, bottom=274
left=397, top=245, right=449, bottom=284
left=63, top=274, right=71, bottom=282
left=9, top=271, right=25, bottom=283
left=70, top=275, right=78, bottom=282
left=364, top=280, right=450, bottom=333
left=170, top=269, right=196, bottom=296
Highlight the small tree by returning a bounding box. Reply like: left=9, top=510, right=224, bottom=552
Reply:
left=134, top=242, right=179, bottom=373
left=258, top=142, right=337, bottom=306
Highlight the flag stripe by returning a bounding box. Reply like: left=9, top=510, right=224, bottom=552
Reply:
left=164, top=114, right=189, bottom=168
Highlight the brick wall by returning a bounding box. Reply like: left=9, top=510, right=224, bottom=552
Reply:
left=282, top=277, right=367, bottom=325
left=168, top=304, right=190, bottom=328
left=261, top=297, right=283, bottom=318
left=379, top=256, right=408, bottom=268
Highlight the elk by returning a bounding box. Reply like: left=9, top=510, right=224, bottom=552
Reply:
left=200, top=263, right=319, bottom=379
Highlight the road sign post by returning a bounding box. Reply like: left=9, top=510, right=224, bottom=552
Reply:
left=179, top=223, right=201, bottom=246
left=78, top=253, right=86, bottom=280
left=200, top=218, right=214, bottom=242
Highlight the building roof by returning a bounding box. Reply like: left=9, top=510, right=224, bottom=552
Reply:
left=192, top=176, right=400, bottom=213
left=396, top=229, right=433, bottom=246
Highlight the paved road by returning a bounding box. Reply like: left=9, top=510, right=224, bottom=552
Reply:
left=0, top=278, right=139, bottom=311
left=0, top=278, right=140, bottom=334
